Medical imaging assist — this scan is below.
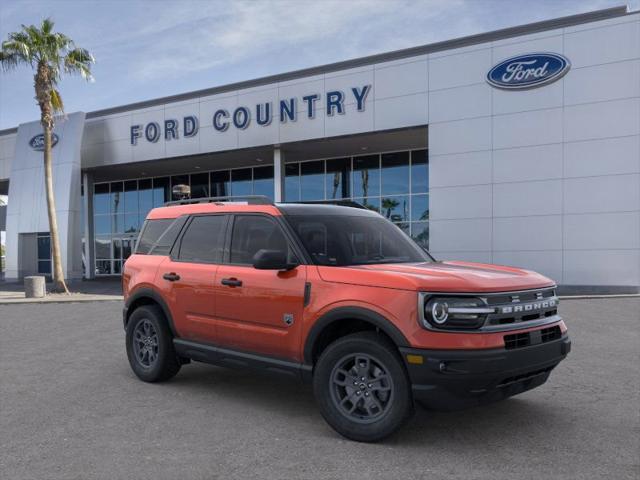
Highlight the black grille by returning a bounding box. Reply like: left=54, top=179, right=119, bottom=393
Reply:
left=504, top=326, right=562, bottom=350
left=486, top=287, right=559, bottom=327
left=498, top=365, right=555, bottom=387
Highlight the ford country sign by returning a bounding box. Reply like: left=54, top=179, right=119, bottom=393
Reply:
left=29, top=133, right=59, bottom=151
left=487, top=53, right=570, bottom=90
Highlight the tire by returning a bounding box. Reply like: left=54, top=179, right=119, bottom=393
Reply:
left=313, top=331, right=414, bottom=442
left=126, top=305, right=181, bottom=382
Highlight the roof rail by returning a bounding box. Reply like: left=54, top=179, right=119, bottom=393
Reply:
left=290, top=200, right=366, bottom=209
left=164, top=195, right=274, bottom=206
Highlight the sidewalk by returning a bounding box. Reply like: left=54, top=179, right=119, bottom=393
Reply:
left=0, top=278, right=123, bottom=304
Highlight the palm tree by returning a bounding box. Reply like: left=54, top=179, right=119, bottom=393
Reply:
left=0, top=18, right=94, bottom=293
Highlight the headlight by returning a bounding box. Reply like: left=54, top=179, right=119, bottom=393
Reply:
left=422, top=296, right=494, bottom=330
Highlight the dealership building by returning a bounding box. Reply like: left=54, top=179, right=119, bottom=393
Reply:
left=0, top=5, right=638, bottom=293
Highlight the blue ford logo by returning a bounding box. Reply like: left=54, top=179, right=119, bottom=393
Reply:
left=487, top=53, right=570, bottom=90
left=29, top=133, right=59, bottom=151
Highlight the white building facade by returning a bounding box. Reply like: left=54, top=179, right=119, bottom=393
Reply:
left=0, top=6, right=638, bottom=293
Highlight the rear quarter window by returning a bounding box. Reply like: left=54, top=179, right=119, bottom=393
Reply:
left=135, top=217, right=186, bottom=255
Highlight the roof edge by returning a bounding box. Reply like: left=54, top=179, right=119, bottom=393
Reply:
left=0, top=5, right=631, bottom=134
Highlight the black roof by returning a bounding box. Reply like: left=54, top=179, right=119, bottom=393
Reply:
left=276, top=203, right=380, bottom=217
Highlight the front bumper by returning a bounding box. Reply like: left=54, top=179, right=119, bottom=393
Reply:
left=399, top=334, right=571, bottom=410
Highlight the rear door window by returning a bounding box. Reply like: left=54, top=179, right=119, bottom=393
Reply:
left=177, top=215, right=228, bottom=263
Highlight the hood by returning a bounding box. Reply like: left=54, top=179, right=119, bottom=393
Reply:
left=316, top=261, right=555, bottom=293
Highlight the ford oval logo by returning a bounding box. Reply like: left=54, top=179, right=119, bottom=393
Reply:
left=487, top=53, right=570, bottom=90
left=29, top=133, right=59, bottom=151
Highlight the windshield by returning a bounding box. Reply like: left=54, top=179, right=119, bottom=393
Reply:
left=286, top=215, right=432, bottom=266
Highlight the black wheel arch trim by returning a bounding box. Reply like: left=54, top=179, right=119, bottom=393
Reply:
left=303, top=306, right=410, bottom=365
left=124, top=287, right=177, bottom=337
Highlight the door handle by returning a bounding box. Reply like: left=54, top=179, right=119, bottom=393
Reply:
left=221, top=277, right=242, bottom=287
left=163, top=272, right=180, bottom=282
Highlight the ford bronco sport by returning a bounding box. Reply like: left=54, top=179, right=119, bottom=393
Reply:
left=122, top=196, right=570, bottom=442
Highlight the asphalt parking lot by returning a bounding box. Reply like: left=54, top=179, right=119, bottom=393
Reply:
left=0, top=297, right=638, bottom=480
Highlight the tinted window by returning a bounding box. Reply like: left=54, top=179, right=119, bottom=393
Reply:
left=178, top=215, right=227, bottom=263
left=136, top=219, right=174, bottom=254
left=230, top=216, right=289, bottom=264
left=151, top=216, right=188, bottom=255
left=287, top=215, right=430, bottom=266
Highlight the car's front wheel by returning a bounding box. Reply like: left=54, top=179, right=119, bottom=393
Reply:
left=313, top=332, right=414, bottom=442
left=126, top=305, right=181, bottom=382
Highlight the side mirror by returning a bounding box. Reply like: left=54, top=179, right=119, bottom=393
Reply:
left=252, top=249, right=298, bottom=271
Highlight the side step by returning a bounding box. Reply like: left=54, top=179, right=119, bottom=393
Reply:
left=173, top=338, right=312, bottom=382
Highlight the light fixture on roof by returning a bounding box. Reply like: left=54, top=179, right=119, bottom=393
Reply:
left=194, top=166, right=201, bottom=169
left=256, top=157, right=263, bottom=162
left=361, top=146, right=368, bottom=151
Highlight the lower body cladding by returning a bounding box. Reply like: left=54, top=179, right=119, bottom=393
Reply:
left=400, top=332, right=571, bottom=410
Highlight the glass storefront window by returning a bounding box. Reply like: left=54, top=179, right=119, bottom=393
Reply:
left=211, top=170, right=230, bottom=197
left=381, top=152, right=410, bottom=195
left=285, top=163, right=300, bottom=201
left=326, top=158, right=350, bottom=199
left=411, top=194, right=429, bottom=221
left=411, top=149, right=428, bottom=192
left=352, top=155, right=380, bottom=199
left=94, top=183, right=110, bottom=214
left=301, top=161, right=324, bottom=201
left=138, top=179, right=153, bottom=214
left=253, top=166, right=274, bottom=198
left=153, top=177, right=170, bottom=207
left=190, top=172, right=209, bottom=198
left=411, top=222, right=429, bottom=249
left=124, top=180, right=138, bottom=213
left=381, top=196, right=409, bottom=222
left=91, top=149, right=427, bottom=275
left=231, top=168, right=252, bottom=196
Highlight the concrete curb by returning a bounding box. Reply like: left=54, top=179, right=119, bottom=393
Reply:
left=0, top=295, right=123, bottom=304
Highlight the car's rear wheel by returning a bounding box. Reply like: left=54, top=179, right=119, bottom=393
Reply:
left=126, top=305, right=181, bottom=382
left=313, top=332, right=414, bottom=442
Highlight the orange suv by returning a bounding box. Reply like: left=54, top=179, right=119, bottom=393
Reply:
left=122, top=196, right=570, bottom=442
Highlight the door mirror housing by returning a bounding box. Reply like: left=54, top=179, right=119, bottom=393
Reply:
left=252, top=249, right=298, bottom=271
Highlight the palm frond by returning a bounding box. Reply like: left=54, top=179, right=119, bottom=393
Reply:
left=50, top=88, right=64, bottom=113
left=64, top=47, right=94, bottom=81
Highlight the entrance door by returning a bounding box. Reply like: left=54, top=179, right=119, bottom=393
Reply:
left=214, top=214, right=307, bottom=361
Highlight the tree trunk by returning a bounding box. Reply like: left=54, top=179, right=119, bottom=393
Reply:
left=43, top=122, right=69, bottom=293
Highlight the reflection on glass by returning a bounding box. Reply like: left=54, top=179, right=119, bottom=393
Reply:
left=190, top=172, right=209, bottom=198
left=94, top=215, right=110, bottom=235
left=95, top=260, right=112, bottom=275
left=110, top=182, right=123, bottom=216
left=113, top=261, right=122, bottom=275
left=94, top=183, right=110, bottom=214
left=95, top=236, right=111, bottom=259
left=352, top=155, right=380, bottom=199
left=395, top=223, right=410, bottom=237
left=285, top=164, right=300, bottom=201
left=231, top=168, right=252, bottom=196
left=411, top=149, right=428, bottom=192
left=381, top=196, right=409, bottom=222
left=326, top=158, right=350, bottom=199
left=138, top=179, right=153, bottom=215
left=112, top=214, right=124, bottom=234
left=253, top=166, right=274, bottom=199
left=113, top=238, right=122, bottom=260
left=301, top=161, right=324, bottom=201
left=411, top=194, right=429, bottom=221
left=381, top=152, right=409, bottom=195
left=211, top=170, right=230, bottom=197
left=411, top=222, right=429, bottom=249
left=124, top=213, right=139, bottom=233
left=153, top=177, right=170, bottom=207
left=124, top=180, right=138, bottom=213
left=353, top=197, right=380, bottom=213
